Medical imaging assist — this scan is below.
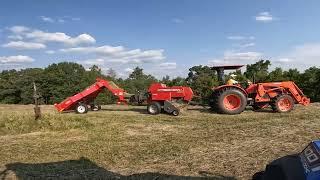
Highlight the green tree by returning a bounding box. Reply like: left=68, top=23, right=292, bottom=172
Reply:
left=283, top=68, right=301, bottom=81
left=39, top=62, right=87, bottom=104
left=186, top=65, right=218, bottom=103
left=299, top=67, right=320, bottom=101
left=267, top=67, right=285, bottom=82
left=122, top=67, right=157, bottom=94
left=245, top=60, right=271, bottom=82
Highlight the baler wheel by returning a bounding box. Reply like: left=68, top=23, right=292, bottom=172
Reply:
left=211, top=88, right=247, bottom=115
left=172, top=110, right=180, bottom=116
left=272, top=95, right=294, bottom=113
left=91, top=104, right=101, bottom=111
left=75, top=103, right=88, bottom=114
left=147, top=101, right=161, bottom=115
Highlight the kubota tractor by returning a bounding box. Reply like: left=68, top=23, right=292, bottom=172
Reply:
left=209, top=65, right=310, bottom=115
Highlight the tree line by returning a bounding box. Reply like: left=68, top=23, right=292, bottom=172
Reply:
left=0, top=60, right=319, bottom=105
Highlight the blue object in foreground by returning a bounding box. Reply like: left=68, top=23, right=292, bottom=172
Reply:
left=300, top=140, right=320, bottom=180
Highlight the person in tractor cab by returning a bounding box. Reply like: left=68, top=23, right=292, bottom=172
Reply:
left=226, top=74, right=239, bottom=85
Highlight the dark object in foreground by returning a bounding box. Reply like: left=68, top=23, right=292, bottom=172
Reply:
left=253, top=141, right=320, bottom=180
left=0, top=157, right=235, bottom=180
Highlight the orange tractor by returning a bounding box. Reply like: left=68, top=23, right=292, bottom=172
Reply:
left=209, top=65, right=310, bottom=114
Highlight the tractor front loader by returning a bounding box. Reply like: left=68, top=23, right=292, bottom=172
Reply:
left=209, top=65, right=310, bottom=115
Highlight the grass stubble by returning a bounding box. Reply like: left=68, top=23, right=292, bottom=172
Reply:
left=0, top=103, right=319, bottom=179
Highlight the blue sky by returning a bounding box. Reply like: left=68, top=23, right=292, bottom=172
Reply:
left=1, top=0, right=320, bottom=78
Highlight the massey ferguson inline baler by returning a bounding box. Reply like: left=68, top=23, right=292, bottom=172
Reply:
left=146, top=83, right=193, bottom=116
left=54, top=78, right=194, bottom=116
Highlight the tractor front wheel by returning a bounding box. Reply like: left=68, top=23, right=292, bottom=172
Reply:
left=147, top=101, right=161, bottom=115
left=272, top=95, right=294, bottom=113
left=212, top=88, right=247, bottom=115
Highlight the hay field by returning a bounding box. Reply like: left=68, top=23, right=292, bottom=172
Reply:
left=0, top=104, right=319, bottom=179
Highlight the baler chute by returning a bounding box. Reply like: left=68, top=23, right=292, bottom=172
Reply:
left=54, top=78, right=131, bottom=113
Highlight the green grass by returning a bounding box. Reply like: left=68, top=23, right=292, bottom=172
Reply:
left=0, top=104, right=319, bottom=179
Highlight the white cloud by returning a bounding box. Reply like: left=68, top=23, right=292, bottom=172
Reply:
left=255, top=12, right=274, bottom=22
left=227, top=36, right=255, bottom=40
left=9, top=26, right=30, bottom=33
left=8, top=35, right=23, bottom=40
left=60, top=45, right=124, bottom=54
left=79, top=59, right=105, bottom=65
left=208, top=59, right=225, bottom=66
left=8, top=26, right=96, bottom=46
left=45, top=50, right=55, bottom=54
left=0, top=55, right=34, bottom=63
left=2, top=41, right=46, bottom=50
left=238, top=42, right=256, bottom=48
left=275, top=43, right=320, bottom=69
left=208, top=51, right=263, bottom=66
left=172, top=18, right=184, bottom=24
left=40, top=16, right=55, bottom=23
left=60, top=46, right=165, bottom=64
left=25, top=31, right=96, bottom=46
left=224, top=51, right=262, bottom=61
left=58, top=19, right=65, bottom=23
left=71, top=17, right=81, bottom=21
left=275, top=58, right=292, bottom=63
left=159, top=62, right=177, bottom=69
left=39, top=16, right=80, bottom=23
left=124, top=67, right=134, bottom=73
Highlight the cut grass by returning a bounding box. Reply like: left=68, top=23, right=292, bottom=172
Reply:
left=0, top=104, right=320, bottom=179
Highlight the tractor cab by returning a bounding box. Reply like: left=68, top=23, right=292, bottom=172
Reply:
left=211, top=65, right=244, bottom=85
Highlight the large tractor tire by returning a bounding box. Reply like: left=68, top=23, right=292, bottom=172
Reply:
left=147, top=101, right=161, bottom=115
left=75, top=103, right=88, bottom=114
left=271, top=94, right=294, bottom=113
left=211, top=88, right=247, bottom=115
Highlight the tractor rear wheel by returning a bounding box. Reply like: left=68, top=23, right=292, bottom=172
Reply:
left=147, top=101, right=161, bottom=115
left=75, top=103, right=88, bottom=114
left=272, top=95, right=294, bottom=113
left=211, top=88, right=247, bottom=115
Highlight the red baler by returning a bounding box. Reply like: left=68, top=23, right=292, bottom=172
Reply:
left=54, top=78, right=194, bottom=116
left=146, top=83, right=193, bottom=116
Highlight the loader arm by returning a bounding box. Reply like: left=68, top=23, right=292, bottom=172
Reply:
left=255, top=81, right=310, bottom=106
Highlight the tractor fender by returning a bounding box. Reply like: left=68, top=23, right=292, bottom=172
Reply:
left=213, top=85, right=248, bottom=97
